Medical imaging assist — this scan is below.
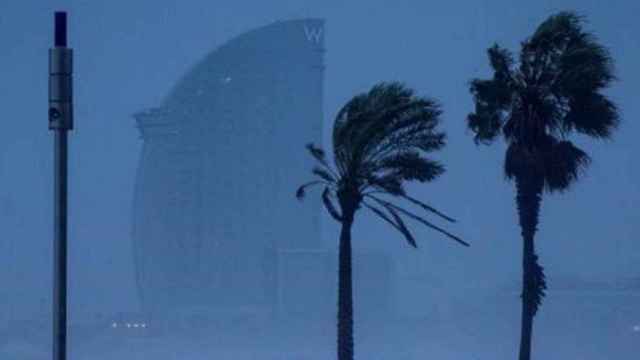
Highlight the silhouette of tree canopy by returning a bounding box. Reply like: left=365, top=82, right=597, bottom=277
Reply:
left=466, top=11, right=619, bottom=360
left=298, top=81, right=468, bottom=247
left=469, top=11, right=618, bottom=193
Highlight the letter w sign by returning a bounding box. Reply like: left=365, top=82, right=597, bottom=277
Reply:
left=304, top=26, right=323, bottom=44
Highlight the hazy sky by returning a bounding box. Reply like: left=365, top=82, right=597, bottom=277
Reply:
left=0, top=0, right=638, bottom=317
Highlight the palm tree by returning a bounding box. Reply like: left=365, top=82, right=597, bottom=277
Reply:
left=297, top=82, right=468, bottom=360
left=466, top=12, right=618, bottom=360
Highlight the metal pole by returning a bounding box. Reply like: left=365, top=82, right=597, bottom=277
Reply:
left=49, top=11, right=73, bottom=360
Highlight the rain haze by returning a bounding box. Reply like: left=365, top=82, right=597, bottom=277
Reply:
left=0, top=0, right=638, bottom=359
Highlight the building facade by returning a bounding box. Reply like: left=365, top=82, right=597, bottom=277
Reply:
left=131, top=19, right=325, bottom=315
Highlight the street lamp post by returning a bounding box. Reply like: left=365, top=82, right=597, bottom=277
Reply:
left=49, top=11, right=73, bottom=360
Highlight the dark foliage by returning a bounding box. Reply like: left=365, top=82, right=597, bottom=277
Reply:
left=468, top=11, right=617, bottom=193
left=466, top=11, right=618, bottom=360
left=298, top=81, right=466, bottom=247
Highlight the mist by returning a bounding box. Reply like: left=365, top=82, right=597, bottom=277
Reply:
left=1, top=0, right=638, bottom=359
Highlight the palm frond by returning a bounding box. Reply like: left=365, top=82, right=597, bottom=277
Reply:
left=487, top=43, right=516, bottom=85
left=555, top=41, right=615, bottom=95
left=365, top=174, right=405, bottom=196
left=366, top=193, right=456, bottom=223
left=563, top=93, right=619, bottom=138
left=534, top=13, right=616, bottom=100
left=306, top=143, right=339, bottom=177
left=529, top=11, right=585, bottom=48
left=313, top=167, right=336, bottom=183
left=469, top=11, right=617, bottom=186
left=377, top=151, right=445, bottom=182
left=301, top=82, right=459, bottom=244
left=363, top=100, right=443, bottom=162
left=367, top=196, right=468, bottom=247
left=466, top=43, right=516, bottom=146
left=332, top=92, right=372, bottom=171
left=322, top=187, right=343, bottom=222
left=467, top=79, right=512, bottom=145
left=295, top=180, right=325, bottom=200
left=399, top=194, right=457, bottom=223
left=544, top=140, right=591, bottom=192
left=383, top=203, right=418, bottom=248
left=332, top=82, right=445, bottom=179
left=362, top=201, right=417, bottom=248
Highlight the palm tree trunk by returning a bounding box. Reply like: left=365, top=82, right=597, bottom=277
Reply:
left=516, top=176, right=544, bottom=360
left=337, top=209, right=355, bottom=360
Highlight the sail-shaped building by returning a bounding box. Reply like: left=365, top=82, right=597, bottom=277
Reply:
left=131, top=19, right=325, bottom=315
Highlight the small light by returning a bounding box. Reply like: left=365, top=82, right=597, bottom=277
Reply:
left=112, top=322, right=117, bottom=328
left=633, top=325, right=640, bottom=332
left=133, top=323, right=139, bottom=328
left=223, top=76, right=232, bottom=83
left=126, top=323, right=131, bottom=328
left=141, top=323, right=147, bottom=328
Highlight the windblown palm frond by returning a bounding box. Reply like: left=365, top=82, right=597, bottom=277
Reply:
left=298, top=81, right=465, bottom=247
left=468, top=11, right=618, bottom=192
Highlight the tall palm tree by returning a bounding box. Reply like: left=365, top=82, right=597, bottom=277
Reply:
left=297, top=82, right=468, bottom=360
left=466, top=12, right=618, bottom=360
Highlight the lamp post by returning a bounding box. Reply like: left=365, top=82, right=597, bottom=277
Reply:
left=49, top=11, right=73, bottom=360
